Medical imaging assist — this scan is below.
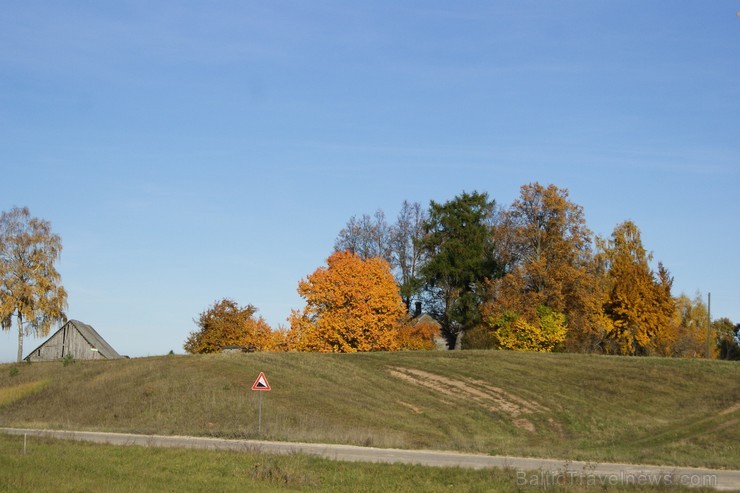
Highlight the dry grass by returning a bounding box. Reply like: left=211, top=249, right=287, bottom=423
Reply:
left=0, top=380, right=49, bottom=408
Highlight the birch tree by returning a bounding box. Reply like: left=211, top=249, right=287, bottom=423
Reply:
left=0, top=207, right=67, bottom=362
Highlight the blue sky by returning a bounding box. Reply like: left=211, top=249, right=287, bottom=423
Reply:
left=1, top=1, right=738, bottom=362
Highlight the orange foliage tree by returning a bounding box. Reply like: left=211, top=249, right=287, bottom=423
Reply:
left=397, top=316, right=439, bottom=350
left=287, top=251, right=409, bottom=352
left=184, top=298, right=274, bottom=353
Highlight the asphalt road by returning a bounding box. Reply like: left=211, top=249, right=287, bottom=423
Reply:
left=2, top=427, right=738, bottom=491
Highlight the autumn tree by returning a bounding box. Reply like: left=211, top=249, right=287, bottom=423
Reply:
left=419, top=191, right=500, bottom=348
left=599, top=221, right=675, bottom=355
left=0, top=207, right=68, bottom=362
left=184, top=298, right=274, bottom=353
left=334, top=201, right=428, bottom=310
left=397, top=316, right=438, bottom=350
left=716, top=319, right=740, bottom=360
left=480, top=183, right=600, bottom=351
left=487, top=306, right=568, bottom=352
left=671, top=293, right=711, bottom=358
left=287, top=251, right=408, bottom=352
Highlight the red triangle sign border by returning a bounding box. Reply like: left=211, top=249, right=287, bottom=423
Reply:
left=251, top=371, right=271, bottom=391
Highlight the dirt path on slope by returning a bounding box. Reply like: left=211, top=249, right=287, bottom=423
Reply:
left=389, top=366, right=549, bottom=433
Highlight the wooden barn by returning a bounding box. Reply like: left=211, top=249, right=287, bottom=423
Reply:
left=24, top=320, right=122, bottom=362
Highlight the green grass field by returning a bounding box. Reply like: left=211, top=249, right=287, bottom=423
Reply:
left=0, top=434, right=717, bottom=493
left=0, top=350, right=738, bottom=470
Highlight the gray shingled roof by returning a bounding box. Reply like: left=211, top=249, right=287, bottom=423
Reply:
left=67, top=320, right=121, bottom=359
left=24, top=319, right=122, bottom=360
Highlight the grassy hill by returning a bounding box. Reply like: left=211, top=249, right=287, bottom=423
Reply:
left=0, top=350, right=737, bottom=469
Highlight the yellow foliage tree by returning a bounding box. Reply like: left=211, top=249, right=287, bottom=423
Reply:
left=184, top=298, right=274, bottom=353
left=599, top=221, right=676, bottom=355
left=670, top=293, right=715, bottom=358
left=1, top=207, right=68, bottom=362
left=489, top=306, right=567, bottom=352
left=287, top=251, right=409, bottom=352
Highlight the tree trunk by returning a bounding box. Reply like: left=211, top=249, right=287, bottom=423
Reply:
left=455, top=330, right=464, bottom=350
left=16, top=313, right=24, bottom=363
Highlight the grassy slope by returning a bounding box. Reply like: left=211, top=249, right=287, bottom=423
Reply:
left=0, top=350, right=737, bottom=469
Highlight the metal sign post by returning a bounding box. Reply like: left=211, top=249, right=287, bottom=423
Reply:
left=251, top=372, right=271, bottom=434
left=258, top=392, right=262, bottom=433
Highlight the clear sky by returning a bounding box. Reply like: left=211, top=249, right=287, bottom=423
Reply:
left=1, top=1, right=738, bottom=362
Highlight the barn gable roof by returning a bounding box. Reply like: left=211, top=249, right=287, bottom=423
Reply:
left=412, top=312, right=441, bottom=328
left=68, top=320, right=121, bottom=359
left=24, top=320, right=122, bottom=360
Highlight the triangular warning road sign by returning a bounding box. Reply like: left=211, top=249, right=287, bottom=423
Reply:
left=251, top=372, right=271, bottom=391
